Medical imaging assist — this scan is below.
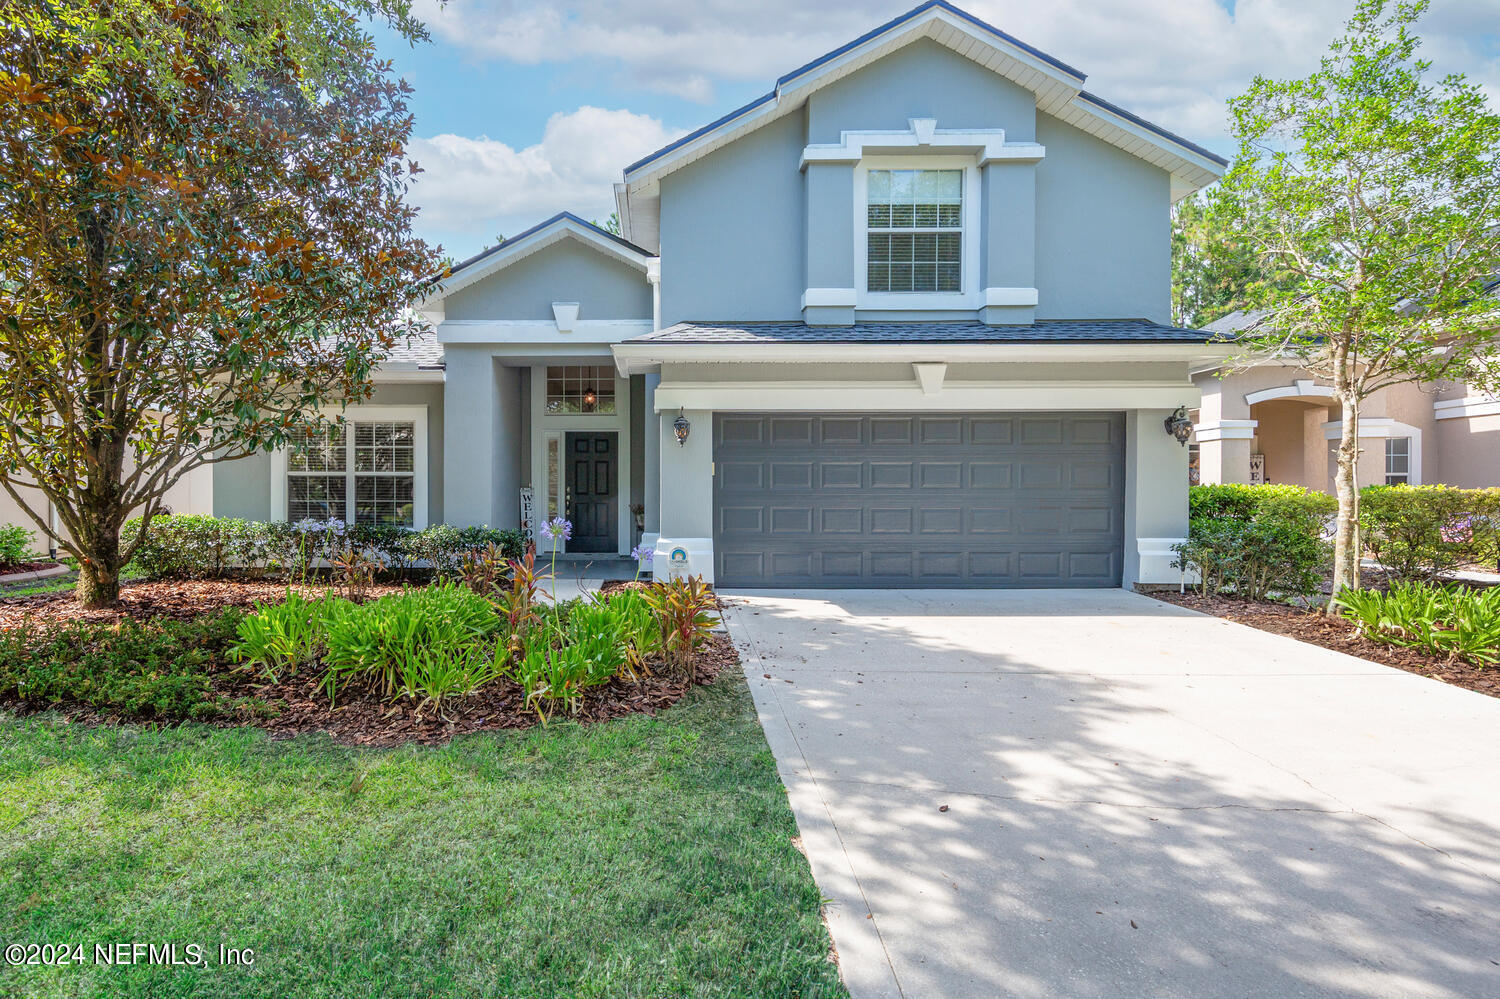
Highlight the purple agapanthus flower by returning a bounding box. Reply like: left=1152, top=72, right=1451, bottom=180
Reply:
left=539, top=516, right=572, bottom=541
left=630, top=543, right=653, bottom=562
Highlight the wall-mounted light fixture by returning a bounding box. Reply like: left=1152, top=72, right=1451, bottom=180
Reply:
left=1164, top=406, right=1193, bottom=446
left=673, top=409, right=691, bottom=447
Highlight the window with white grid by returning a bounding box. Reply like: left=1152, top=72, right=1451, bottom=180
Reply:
left=287, top=424, right=347, bottom=521
left=285, top=420, right=417, bottom=526
left=866, top=169, right=963, bottom=293
left=1385, top=437, right=1411, bottom=485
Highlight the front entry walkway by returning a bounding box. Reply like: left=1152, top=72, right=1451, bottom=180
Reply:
left=724, top=589, right=1500, bottom=999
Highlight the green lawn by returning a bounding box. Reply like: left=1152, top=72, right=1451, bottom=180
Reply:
left=0, top=673, right=844, bottom=998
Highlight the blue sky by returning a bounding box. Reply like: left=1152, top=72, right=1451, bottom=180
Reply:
left=372, top=0, right=1500, bottom=258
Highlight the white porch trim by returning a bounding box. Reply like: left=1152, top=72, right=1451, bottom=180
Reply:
left=652, top=379, right=1197, bottom=413
left=1434, top=395, right=1500, bottom=420
left=1190, top=419, right=1256, bottom=442
left=800, top=118, right=1045, bottom=167
left=1244, top=379, right=1335, bottom=406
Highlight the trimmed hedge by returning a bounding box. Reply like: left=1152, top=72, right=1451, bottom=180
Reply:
left=125, top=514, right=526, bottom=581
left=1360, top=485, right=1500, bottom=582
left=1176, top=484, right=1335, bottom=601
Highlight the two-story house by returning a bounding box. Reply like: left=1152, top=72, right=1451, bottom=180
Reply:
left=208, top=0, right=1232, bottom=588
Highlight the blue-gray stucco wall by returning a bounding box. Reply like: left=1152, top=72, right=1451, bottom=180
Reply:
left=445, top=239, right=651, bottom=322
left=654, top=39, right=1173, bottom=325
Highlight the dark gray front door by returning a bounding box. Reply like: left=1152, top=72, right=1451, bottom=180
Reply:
left=712, top=413, right=1125, bottom=588
left=565, top=432, right=618, bottom=553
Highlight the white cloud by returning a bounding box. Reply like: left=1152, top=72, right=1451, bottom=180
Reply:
left=413, top=0, right=1500, bottom=139
left=407, top=106, right=682, bottom=254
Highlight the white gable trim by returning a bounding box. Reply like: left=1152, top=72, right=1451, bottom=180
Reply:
left=428, top=218, right=657, bottom=304
left=801, top=118, right=1045, bottom=168
left=622, top=3, right=1223, bottom=203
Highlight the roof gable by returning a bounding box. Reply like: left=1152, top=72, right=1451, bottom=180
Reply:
left=430, top=212, right=656, bottom=303
left=619, top=0, right=1225, bottom=225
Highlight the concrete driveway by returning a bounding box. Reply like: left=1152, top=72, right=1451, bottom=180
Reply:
left=724, top=589, right=1500, bottom=999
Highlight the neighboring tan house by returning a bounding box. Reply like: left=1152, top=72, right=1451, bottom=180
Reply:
left=1191, top=311, right=1500, bottom=491
left=188, top=2, right=1237, bottom=587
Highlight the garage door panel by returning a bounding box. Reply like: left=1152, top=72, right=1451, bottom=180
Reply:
left=770, top=462, right=814, bottom=489
left=870, top=463, right=915, bottom=488
left=870, top=418, right=915, bottom=445
left=820, top=462, right=864, bottom=488
left=712, top=413, right=1124, bottom=588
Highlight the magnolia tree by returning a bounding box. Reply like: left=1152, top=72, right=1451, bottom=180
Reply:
left=1212, top=0, right=1500, bottom=602
left=0, top=0, right=442, bottom=606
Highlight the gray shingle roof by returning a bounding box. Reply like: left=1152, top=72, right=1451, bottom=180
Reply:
left=626, top=319, right=1214, bottom=345
left=382, top=324, right=445, bottom=367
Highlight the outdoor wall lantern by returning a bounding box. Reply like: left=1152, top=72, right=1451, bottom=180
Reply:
left=1164, top=406, right=1193, bottom=446
left=582, top=388, right=597, bottom=411
left=673, top=409, right=691, bottom=447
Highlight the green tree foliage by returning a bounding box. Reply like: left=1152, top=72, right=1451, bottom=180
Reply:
left=1171, top=191, right=1290, bottom=328
left=0, top=0, right=442, bottom=606
left=1211, top=0, right=1500, bottom=605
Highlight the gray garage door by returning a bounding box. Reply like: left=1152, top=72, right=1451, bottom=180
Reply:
left=713, top=412, right=1125, bottom=588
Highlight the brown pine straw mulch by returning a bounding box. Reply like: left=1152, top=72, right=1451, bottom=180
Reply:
left=0, top=561, right=61, bottom=577
left=0, top=578, right=733, bottom=746
left=1147, top=589, right=1500, bottom=700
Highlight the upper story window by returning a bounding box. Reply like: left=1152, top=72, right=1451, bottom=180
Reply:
left=546, top=365, right=616, bottom=414
left=866, top=169, right=962, bottom=293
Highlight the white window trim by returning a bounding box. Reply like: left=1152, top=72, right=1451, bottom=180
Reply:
left=854, top=155, right=982, bottom=312
left=1320, top=417, right=1422, bottom=486
left=1384, top=435, right=1413, bottom=485
left=270, top=405, right=430, bottom=529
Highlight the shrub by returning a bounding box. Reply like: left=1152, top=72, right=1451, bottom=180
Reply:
left=1178, top=485, right=1334, bottom=601
left=1335, top=581, right=1500, bottom=665
left=0, top=524, right=40, bottom=568
left=320, top=583, right=501, bottom=710
left=1360, top=485, right=1500, bottom=582
left=126, top=515, right=528, bottom=581
left=0, top=610, right=247, bottom=718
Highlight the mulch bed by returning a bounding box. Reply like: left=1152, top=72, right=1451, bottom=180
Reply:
left=0, top=579, right=413, bottom=630
left=0, top=578, right=733, bottom=746
left=0, top=561, right=61, bottom=577
left=1147, top=589, right=1500, bottom=699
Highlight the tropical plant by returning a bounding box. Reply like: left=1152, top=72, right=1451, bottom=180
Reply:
left=331, top=545, right=384, bottom=601
left=511, top=634, right=618, bottom=723
left=229, top=591, right=343, bottom=680
left=0, top=0, right=441, bottom=606
left=642, top=575, right=719, bottom=679
left=490, top=545, right=549, bottom=656
left=1211, top=0, right=1500, bottom=605
left=607, top=590, right=663, bottom=680
left=320, top=583, right=500, bottom=711
left=1336, top=581, right=1500, bottom=665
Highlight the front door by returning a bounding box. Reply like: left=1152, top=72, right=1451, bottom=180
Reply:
left=565, top=432, right=618, bottom=553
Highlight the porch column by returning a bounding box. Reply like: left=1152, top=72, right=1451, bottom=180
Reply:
left=442, top=347, right=522, bottom=528
left=1193, top=378, right=1255, bottom=484
left=653, top=407, right=714, bottom=582
left=642, top=373, right=661, bottom=535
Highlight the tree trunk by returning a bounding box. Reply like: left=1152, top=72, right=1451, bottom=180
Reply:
left=75, top=511, right=124, bottom=609
left=1328, top=382, right=1363, bottom=611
